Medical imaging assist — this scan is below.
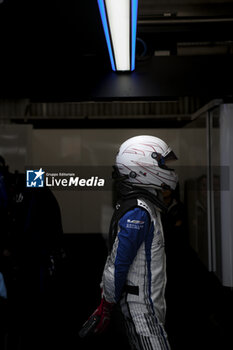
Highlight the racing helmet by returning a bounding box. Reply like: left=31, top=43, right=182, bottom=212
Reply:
left=115, top=135, right=178, bottom=190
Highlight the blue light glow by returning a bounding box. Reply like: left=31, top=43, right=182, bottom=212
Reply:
left=97, top=0, right=116, bottom=71
left=131, top=0, right=138, bottom=71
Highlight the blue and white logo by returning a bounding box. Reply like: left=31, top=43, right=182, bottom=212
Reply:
left=26, top=168, right=45, bottom=187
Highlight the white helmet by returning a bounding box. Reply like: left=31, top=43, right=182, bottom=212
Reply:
left=115, top=135, right=178, bottom=190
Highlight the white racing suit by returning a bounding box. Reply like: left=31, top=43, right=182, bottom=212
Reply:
left=101, top=197, right=171, bottom=350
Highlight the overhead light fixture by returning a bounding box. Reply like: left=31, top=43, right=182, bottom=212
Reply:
left=97, top=0, right=138, bottom=72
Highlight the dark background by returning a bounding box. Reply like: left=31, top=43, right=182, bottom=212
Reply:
left=0, top=1, right=233, bottom=349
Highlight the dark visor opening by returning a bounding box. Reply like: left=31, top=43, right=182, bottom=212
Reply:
left=164, top=150, right=178, bottom=161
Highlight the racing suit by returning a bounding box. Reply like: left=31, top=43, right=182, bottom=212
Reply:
left=101, top=196, right=171, bottom=350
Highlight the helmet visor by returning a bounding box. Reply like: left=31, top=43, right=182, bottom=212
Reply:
left=159, top=150, right=178, bottom=171
left=164, top=150, right=178, bottom=161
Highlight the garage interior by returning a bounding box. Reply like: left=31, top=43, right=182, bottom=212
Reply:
left=0, top=1, right=233, bottom=350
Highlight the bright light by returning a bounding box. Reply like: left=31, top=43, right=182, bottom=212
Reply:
left=97, top=0, right=116, bottom=71
left=97, top=0, right=138, bottom=72
left=105, top=0, right=130, bottom=71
